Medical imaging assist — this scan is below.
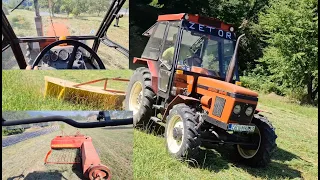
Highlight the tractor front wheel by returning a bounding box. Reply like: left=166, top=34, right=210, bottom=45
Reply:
left=125, top=67, right=155, bottom=128
left=165, top=103, right=200, bottom=160
left=235, top=114, right=277, bottom=167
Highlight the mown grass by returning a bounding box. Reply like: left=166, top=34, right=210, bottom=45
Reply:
left=2, top=70, right=133, bottom=111
left=2, top=68, right=318, bottom=179
left=2, top=123, right=133, bottom=180
left=134, top=94, right=318, bottom=180
left=4, top=9, right=129, bottom=69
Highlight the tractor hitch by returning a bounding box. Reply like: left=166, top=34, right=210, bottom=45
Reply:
left=199, top=128, right=259, bottom=150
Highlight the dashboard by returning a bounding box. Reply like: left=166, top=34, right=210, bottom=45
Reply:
left=39, top=46, right=88, bottom=69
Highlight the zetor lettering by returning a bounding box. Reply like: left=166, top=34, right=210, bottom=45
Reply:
left=187, top=22, right=232, bottom=40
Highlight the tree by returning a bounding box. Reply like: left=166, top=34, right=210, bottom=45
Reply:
left=255, top=0, right=318, bottom=104
left=39, top=0, right=61, bottom=17
left=60, top=0, right=73, bottom=15
left=88, top=0, right=109, bottom=16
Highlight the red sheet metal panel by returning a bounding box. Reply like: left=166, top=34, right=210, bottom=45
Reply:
left=81, top=141, right=102, bottom=174
left=50, top=134, right=88, bottom=149
left=157, top=13, right=185, bottom=21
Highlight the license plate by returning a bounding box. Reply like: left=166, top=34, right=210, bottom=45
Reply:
left=227, top=124, right=255, bottom=133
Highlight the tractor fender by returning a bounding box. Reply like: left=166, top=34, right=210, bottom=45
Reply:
left=162, top=95, right=199, bottom=122
left=133, top=57, right=159, bottom=93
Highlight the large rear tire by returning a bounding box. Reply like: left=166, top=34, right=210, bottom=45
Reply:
left=235, top=114, right=277, bottom=167
left=125, top=67, right=155, bottom=128
left=165, top=103, right=200, bottom=160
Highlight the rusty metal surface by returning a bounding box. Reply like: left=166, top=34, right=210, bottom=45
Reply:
left=88, top=165, right=111, bottom=180
left=73, top=77, right=129, bottom=94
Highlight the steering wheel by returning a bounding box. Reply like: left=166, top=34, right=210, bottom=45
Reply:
left=183, top=56, right=203, bottom=67
left=32, top=39, right=106, bottom=69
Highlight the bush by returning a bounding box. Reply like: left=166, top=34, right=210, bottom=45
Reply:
left=240, top=76, right=284, bottom=95
left=25, top=6, right=34, bottom=11
left=9, top=15, right=31, bottom=29
left=240, top=76, right=262, bottom=91
left=2, top=128, right=25, bottom=136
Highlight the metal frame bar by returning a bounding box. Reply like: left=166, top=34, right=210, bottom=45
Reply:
left=73, top=78, right=129, bottom=94
left=44, top=149, right=81, bottom=164
left=100, top=37, right=129, bottom=57
left=2, top=10, right=27, bottom=69
left=17, top=36, right=98, bottom=43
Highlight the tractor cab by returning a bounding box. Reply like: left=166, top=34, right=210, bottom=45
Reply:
left=134, top=13, right=240, bottom=100
left=2, top=0, right=128, bottom=70
left=140, top=13, right=239, bottom=82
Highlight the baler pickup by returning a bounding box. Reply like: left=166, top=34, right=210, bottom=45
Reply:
left=45, top=132, right=111, bottom=180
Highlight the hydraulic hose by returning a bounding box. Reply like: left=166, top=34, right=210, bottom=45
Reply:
left=2, top=116, right=133, bottom=128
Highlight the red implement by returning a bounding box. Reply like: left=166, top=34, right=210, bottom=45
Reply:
left=44, top=132, right=111, bottom=180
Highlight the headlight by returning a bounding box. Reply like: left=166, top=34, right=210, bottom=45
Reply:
left=233, top=105, right=241, bottom=114
left=245, top=107, right=253, bottom=116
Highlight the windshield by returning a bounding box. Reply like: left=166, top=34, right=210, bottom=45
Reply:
left=2, top=0, right=128, bottom=37
left=178, top=25, right=235, bottom=78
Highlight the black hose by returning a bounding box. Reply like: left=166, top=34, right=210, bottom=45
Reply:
left=2, top=116, right=133, bottom=128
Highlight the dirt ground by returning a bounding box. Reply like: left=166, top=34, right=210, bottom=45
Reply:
left=2, top=124, right=133, bottom=180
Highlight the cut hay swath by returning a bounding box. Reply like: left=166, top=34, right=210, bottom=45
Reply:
left=44, top=76, right=129, bottom=110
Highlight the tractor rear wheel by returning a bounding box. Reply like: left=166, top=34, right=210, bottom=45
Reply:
left=165, top=103, right=200, bottom=160
left=235, top=114, right=277, bottom=167
left=125, top=67, right=155, bottom=128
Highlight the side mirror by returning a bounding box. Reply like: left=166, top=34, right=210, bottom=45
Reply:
left=225, top=34, right=245, bottom=83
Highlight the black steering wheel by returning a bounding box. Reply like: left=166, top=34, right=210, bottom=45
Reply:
left=183, top=56, right=203, bottom=67
left=32, top=39, right=106, bottom=69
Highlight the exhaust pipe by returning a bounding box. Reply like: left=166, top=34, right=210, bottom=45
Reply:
left=225, top=34, right=245, bottom=83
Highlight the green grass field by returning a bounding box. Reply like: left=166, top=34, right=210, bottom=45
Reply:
left=2, top=124, right=133, bottom=180
left=3, top=9, right=129, bottom=69
left=133, top=93, right=318, bottom=180
left=2, top=69, right=318, bottom=179
left=2, top=70, right=133, bottom=111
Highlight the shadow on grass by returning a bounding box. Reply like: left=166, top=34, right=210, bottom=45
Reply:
left=8, top=170, right=68, bottom=180
left=195, top=145, right=302, bottom=179
left=144, top=123, right=302, bottom=179
left=72, top=163, right=84, bottom=179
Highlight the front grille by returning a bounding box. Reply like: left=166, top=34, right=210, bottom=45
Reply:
left=212, top=96, right=226, bottom=117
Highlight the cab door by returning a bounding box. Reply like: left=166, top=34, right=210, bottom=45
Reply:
left=157, top=21, right=181, bottom=99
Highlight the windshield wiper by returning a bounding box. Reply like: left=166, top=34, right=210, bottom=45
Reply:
left=10, top=0, right=27, bottom=12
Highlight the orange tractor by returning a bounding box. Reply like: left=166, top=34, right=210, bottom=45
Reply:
left=125, top=13, right=277, bottom=167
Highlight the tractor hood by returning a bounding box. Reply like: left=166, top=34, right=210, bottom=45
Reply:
left=197, top=76, right=258, bottom=98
